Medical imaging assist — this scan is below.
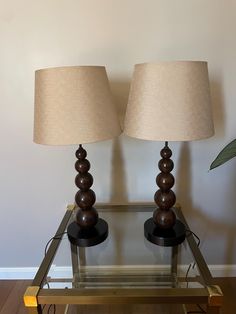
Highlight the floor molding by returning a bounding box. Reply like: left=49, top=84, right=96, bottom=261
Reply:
left=0, top=264, right=235, bottom=280
left=0, top=267, right=38, bottom=280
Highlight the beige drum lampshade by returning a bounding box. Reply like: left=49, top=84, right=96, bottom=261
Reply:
left=34, top=66, right=121, bottom=145
left=124, top=61, right=214, bottom=141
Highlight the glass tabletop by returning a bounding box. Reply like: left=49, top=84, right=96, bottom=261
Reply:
left=25, top=204, right=223, bottom=314
left=41, top=204, right=211, bottom=291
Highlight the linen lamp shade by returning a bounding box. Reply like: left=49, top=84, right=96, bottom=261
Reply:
left=34, top=66, right=121, bottom=145
left=124, top=61, right=214, bottom=141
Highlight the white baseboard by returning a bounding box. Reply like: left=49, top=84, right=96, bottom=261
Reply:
left=208, top=264, right=236, bottom=277
left=0, top=267, right=38, bottom=280
left=0, top=264, right=235, bottom=280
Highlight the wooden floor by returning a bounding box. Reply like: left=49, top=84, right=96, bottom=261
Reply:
left=0, top=278, right=235, bottom=314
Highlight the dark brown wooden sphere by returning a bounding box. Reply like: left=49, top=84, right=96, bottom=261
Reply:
left=75, top=189, right=96, bottom=209
left=75, top=173, right=93, bottom=190
left=158, top=159, right=174, bottom=173
left=160, top=147, right=172, bottom=159
left=76, top=207, right=98, bottom=228
left=153, top=208, right=176, bottom=229
left=76, top=146, right=87, bottom=160
left=154, top=190, right=176, bottom=210
left=156, top=173, right=175, bottom=191
left=75, top=159, right=90, bottom=173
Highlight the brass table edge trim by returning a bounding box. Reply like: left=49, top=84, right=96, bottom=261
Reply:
left=207, top=285, right=223, bottom=306
left=67, top=204, right=76, bottom=211
left=37, top=287, right=210, bottom=302
left=24, top=286, right=40, bottom=307
left=67, top=203, right=179, bottom=212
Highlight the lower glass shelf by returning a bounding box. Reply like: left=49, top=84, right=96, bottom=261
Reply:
left=44, top=266, right=204, bottom=290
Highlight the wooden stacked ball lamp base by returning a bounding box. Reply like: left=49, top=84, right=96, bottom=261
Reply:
left=144, top=142, right=186, bottom=247
left=67, top=143, right=185, bottom=247
left=67, top=145, right=108, bottom=247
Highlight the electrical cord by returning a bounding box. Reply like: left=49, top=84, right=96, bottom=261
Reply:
left=44, top=231, right=67, bottom=288
left=47, top=304, right=56, bottom=314
left=185, top=229, right=206, bottom=314
left=185, top=229, right=201, bottom=284
left=186, top=229, right=201, bottom=246
left=42, top=231, right=67, bottom=313
left=44, top=232, right=67, bottom=256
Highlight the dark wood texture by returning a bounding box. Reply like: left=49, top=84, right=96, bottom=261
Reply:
left=64, top=304, right=185, bottom=314
left=68, top=145, right=109, bottom=247
left=153, top=142, right=176, bottom=229
left=144, top=144, right=186, bottom=246
left=75, top=145, right=98, bottom=229
left=1, top=278, right=235, bottom=313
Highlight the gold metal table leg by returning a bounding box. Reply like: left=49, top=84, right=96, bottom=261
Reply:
left=24, top=286, right=42, bottom=314
left=207, top=285, right=223, bottom=314
left=71, top=242, right=79, bottom=288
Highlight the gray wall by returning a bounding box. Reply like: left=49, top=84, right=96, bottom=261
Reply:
left=0, top=0, right=236, bottom=267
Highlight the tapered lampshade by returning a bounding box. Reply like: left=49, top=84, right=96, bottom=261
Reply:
left=34, top=66, right=121, bottom=145
left=124, top=61, right=214, bottom=141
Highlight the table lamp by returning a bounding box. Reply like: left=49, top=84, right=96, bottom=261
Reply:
left=34, top=66, right=121, bottom=246
left=124, top=61, right=214, bottom=246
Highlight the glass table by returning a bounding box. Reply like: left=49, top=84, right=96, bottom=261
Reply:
left=24, top=204, right=223, bottom=314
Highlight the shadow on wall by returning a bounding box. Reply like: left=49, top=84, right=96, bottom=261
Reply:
left=109, top=79, right=130, bottom=204
left=175, top=78, right=236, bottom=266
left=108, top=80, right=130, bottom=264
left=110, top=137, right=128, bottom=204
left=176, top=142, right=236, bottom=267
left=210, top=80, right=226, bottom=138
left=109, top=80, right=130, bottom=129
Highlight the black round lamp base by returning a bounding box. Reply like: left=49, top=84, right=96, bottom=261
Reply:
left=144, top=218, right=186, bottom=247
left=67, top=218, right=108, bottom=247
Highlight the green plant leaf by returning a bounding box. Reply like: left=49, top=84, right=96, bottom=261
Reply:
left=210, top=139, right=236, bottom=170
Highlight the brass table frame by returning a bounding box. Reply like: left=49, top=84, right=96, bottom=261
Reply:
left=24, top=204, right=223, bottom=314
